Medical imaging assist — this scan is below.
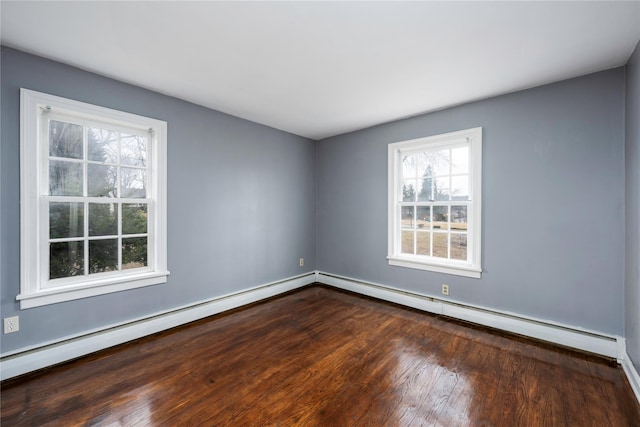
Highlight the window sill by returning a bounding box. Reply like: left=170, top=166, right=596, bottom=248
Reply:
left=17, top=271, right=170, bottom=309
left=387, top=256, right=481, bottom=279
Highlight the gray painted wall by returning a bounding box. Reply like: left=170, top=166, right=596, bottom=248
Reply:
left=0, top=47, right=316, bottom=353
left=0, top=45, right=632, bottom=358
left=316, top=69, right=626, bottom=335
left=626, top=41, right=640, bottom=369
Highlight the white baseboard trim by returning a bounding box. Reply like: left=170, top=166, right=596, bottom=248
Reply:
left=1, top=270, right=630, bottom=391
left=317, top=272, right=623, bottom=360
left=622, top=354, right=640, bottom=404
left=0, top=272, right=316, bottom=381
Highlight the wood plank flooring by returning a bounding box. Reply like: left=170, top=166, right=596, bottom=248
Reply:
left=2, top=285, right=639, bottom=426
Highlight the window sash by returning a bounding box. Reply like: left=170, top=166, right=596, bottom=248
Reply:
left=41, top=199, right=153, bottom=288
left=396, top=203, right=473, bottom=263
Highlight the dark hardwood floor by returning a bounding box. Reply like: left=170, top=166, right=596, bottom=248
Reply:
left=2, top=285, right=639, bottom=426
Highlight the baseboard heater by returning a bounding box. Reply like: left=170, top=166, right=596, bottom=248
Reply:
left=0, top=272, right=316, bottom=380
left=316, top=272, right=622, bottom=361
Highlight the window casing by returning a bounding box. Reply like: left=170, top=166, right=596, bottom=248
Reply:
left=20, top=89, right=169, bottom=309
left=388, top=127, right=482, bottom=278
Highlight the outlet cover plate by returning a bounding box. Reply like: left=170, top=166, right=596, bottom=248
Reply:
left=4, top=316, right=19, bottom=334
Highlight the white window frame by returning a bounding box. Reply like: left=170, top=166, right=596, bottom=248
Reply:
left=19, top=89, right=169, bottom=309
left=387, top=127, right=482, bottom=278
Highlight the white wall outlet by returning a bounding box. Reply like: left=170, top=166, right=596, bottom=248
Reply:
left=441, top=284, right=449, bottom=296
left=4, top=316, right=19, bottom=334
left=299, top=258, right=305, bottom=267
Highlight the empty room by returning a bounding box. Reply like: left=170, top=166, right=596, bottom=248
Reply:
left=1, top=1, right=640, bottom=425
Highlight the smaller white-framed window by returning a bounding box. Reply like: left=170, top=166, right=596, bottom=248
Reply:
left=19, top=89, right=169, bottom=309
left=388, top=127, right=482, bottom=278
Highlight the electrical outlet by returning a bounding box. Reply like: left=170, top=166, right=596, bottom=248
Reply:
left=4, top=316, right=19, bottom=334
left=441, top=284, right=449, bottom=296
left=299, top=258, right=304, bottom=267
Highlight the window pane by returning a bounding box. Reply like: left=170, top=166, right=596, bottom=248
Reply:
left=451, top=146, right=469, bottom=174
left=89, top=203, right=118, bottom=236
left=416, top=231, right=431, bottom=256
left=121, top=168, right=146, bottom=198
left=88, top=128, right=119, bottom=163
left=89, top=239, right=118, bottom=273
left=121, top=134, right=147, bottom=167
left=401, top=206, right=414, bottom=229
left=402, top=155, right=417, bottom=179
left=434, top=176, right=450, bottom=201
left=49, top=120, right=83, bottom=159
left=417, top=153, right=436, bottom=177
left=402, top=180, right=417, bottom=202
left=50, top=241, right=84, bottom=279
left=122, top=237, right=147, bottom=270
left=416, top=206, right=430, bottom=230
left=50, top=202, right=84, bottom=239
left=122, top=204, right=148, bottom=235
left=451, top=234, right=468, bottom=261
left=401, top=231, right=414, bottom=254
left=451, top=206, right=468, bottom=231
left=417, top=166, right=434, bottom=201
left=432, top=149, right=451, bottom=176
left=49, top=160, right=83, bottom=196
left=451, top=175, right=469, bottom=201
left=88, top=164, right=117, bottom=197
left=433, top=206, right=449, bottom=230
left=433, top=233, right=448, bottom=258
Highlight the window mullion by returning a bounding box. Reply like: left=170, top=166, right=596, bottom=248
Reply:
left=467, top=204, right=473, bottom=263
left=395, top=148, right=402, bottom=255
left=447, top=205, right=451, bottom=260
left=413, top=204, right=417, bottom=255
left=448, top=148, right=453, bottom=262
left=83, top=126, right=89, bottom=277
left=118, top=202, right=122, bottom=271
left=429, top=205, right=434, bottom=257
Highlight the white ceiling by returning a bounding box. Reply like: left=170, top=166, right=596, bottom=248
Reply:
left=2, top=1, right=639, bottom=140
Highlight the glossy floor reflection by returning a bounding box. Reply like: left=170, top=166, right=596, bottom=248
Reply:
left=390, top=343, right=472, bottom=425
left=2, top=286, right=639, bottom=426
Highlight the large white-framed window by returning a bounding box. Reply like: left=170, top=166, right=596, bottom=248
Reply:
left=19, top=89, right=169, bottom=309
left=388, top=127, right=482, bottom=278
